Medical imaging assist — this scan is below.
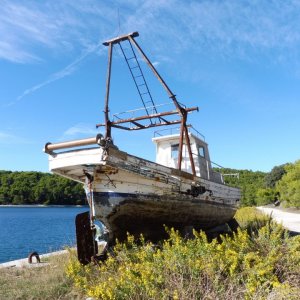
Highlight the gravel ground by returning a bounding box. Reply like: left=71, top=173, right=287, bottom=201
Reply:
left=0, top=249, right=68, bottom=269
left=257, top=206, right=300, bottom=233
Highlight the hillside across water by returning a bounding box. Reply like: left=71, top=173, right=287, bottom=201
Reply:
left=0, top=171, right=85, bottom=206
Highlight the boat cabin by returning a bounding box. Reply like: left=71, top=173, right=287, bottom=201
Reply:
left=152, top=132, right=224, bottom=183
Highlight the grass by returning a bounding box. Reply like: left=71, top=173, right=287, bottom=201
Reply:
left=0, top=252, right=83, bottom=300
left=235, top=206, right=272, bottom=232
left=1, top=207, right=299, bottom=299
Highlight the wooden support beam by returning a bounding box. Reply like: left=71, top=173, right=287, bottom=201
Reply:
left=96, top=107, right=198, bottom=128
left=104, top=43, right=113, bottom=138
left=111, top=120, right=182, bottom=131
left=184, top=124, right=196, bottom=176
left=111, top=124, right=131, bottom=130
left=103, top=32, right=139, bottom=46
left=177, top=113, right=186, bottom=171
left=130, top=121, right=145, bottom=128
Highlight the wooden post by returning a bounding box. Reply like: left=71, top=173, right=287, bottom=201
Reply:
left=104, top=43, right=113, bottom=139
left=177, top=113, right=186, bottom=171
left=183, top=124, right=196, bottom=176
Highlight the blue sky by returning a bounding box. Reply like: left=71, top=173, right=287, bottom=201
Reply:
left=1, top=0, right=300, bottom=173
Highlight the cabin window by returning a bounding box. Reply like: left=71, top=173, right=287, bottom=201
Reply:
left=171, top=144, right=179, bottom=159
left=198, top=146, right=205, bottom=157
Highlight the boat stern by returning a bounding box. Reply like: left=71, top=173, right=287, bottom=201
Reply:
left=44, top=135, right=107, bottom=183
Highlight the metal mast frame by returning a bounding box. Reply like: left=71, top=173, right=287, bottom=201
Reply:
left=97, top=31, right=197, bottom=176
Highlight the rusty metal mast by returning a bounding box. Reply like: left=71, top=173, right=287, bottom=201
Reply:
left=96, top=32, right=197, bottom=176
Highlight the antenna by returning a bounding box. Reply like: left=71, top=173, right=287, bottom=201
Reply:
left=117, top=8, right=121, bottom=36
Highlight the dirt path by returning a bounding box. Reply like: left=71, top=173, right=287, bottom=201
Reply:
left=257, top=206, right=300, bottom=233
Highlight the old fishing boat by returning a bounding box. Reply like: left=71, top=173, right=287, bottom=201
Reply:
left=44, top=32, right=240, bottom=262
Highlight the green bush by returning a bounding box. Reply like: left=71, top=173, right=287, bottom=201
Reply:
left=276, top=160, right=300, bottom=208
left=66, top=209, right=300, bottom=299
left=256, top=188, right=277, bottom=206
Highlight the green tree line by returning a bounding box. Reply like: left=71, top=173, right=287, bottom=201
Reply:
left=216, top=159, right=300, bottom=208
left=0, top=171, right=85, bottom=205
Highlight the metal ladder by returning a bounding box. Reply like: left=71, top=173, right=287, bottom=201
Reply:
left=118, top=40, right=159, bottom=124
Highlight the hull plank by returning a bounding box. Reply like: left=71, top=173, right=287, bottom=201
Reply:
left=94, top=192, right=236, bottom=242
left=48, top=145, right=240, bottom=242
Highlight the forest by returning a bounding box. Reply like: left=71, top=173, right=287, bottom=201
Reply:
left=217, top=159, right=300, bottom=208
left=0, top=159, right=299, bottom=207
left=0, top=171, right=85, bottom=205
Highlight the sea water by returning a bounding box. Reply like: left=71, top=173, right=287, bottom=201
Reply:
left=0, top=206, right=88, bottom=263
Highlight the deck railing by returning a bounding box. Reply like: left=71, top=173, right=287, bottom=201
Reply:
left=154, top=125, right=205, bottom=141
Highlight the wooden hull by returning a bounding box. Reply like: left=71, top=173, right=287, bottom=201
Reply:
left=48, top=146, right=240, bottom=242
left=93, top=192, right=236, bottom=241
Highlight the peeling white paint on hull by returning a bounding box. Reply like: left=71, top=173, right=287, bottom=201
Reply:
left=48, top=145, right=240, bottom=242
left=93, top=192, right=237, bottom=241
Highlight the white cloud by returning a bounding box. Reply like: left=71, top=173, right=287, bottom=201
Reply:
left=2, top=0, right=300, bottom=65
left=0, top=131, right=30, bottom=144
left=62, top=123, right=99, bottom=140
left=0, top=0, right=112, bottom=63
left=3, top=0, right=300, bottom=104
left=10, top=41, right=104, bottom=105
left=119, top=0, right=300, bottom=62
left=0, top=40, right=40, bottom=63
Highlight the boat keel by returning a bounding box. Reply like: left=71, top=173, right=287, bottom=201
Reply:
left=75, top=211, right=98, bottom=265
